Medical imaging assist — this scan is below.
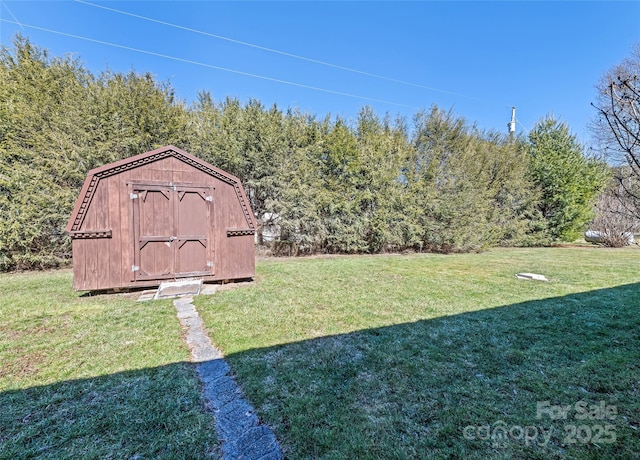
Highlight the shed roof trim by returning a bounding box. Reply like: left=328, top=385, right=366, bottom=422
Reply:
left=66, top=145, right=256, bottom=233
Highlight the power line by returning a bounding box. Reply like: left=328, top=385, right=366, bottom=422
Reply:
left=75, top=0, right=504, bottom=106
left=516, top=119, right=530, bottom=134
left=0, top=18, right=413, bottom=108
left=0, top=0, right=23, bottom=30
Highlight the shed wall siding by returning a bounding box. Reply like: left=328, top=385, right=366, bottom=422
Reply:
left=108, top=175, right=123, bottom=290
left=73, top=178, right=111, bottom=290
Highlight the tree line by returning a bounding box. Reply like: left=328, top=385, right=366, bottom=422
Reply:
left=0, top=36, right=610, bottom=270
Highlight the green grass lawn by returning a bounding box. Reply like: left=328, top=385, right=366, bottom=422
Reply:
left=1, top=248, right=638, bottom=459
left=195, top=247, right=640, bottom=459
left=0, top=270, right=219, bottom=459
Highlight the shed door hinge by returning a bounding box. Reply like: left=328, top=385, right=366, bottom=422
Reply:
left=205, top=196, right=213, bottom=202
left=130, top=193, right=138, bottom=200
left=132, top=265, right=139, bottom=272
left=206, top=261, right=213, bottom=268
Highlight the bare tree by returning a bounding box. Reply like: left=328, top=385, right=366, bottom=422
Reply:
left=588, top=170, right=639, bottom=247
left=591, top=44, right=640, bottom=218
left=591, top=44, right=640, bottom=174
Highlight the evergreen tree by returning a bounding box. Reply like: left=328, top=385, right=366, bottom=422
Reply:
left=0, top=36, right=187, bottom=269
left=527, top=117, right=609, bottom=241
left=0, top=36, right=92, bottom=269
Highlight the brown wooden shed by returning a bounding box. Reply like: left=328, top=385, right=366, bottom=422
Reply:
left=65, top=145, right=256, bottom=291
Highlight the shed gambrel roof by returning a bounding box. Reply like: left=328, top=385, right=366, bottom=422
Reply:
left=65, top=145, right=257, bottom=234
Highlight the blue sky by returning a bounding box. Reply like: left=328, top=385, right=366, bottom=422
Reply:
left=1, top=1, right=639, bottom=146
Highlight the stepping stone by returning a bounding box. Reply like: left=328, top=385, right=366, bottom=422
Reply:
left=137, top=289, right=157, bottom=302
left=515, top=273, right=548, bottom=281
left=173, top=297, right=283, bottom=460
left=155, top=279, right=203, bottom=299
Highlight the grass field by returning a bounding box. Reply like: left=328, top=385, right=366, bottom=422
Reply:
left=1, top=247, right=638, bottom=459
left=0, top=270, right=219, bottom=459
left=195, top=247, right=640, bottom=459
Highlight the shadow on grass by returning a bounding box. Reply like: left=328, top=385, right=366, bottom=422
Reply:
left=0, top=362, right=220, bottom=459
left=223, top=283, right=640, bottom=460
left=2, top=284, right=638, bottom=459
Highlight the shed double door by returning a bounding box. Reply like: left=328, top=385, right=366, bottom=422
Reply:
left=132, top=184, right=213, bottom=281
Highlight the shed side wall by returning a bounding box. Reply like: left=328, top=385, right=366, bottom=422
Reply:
left=72, top=177, right=111, bottom=290
left=213, top=180, right=256, bottom=279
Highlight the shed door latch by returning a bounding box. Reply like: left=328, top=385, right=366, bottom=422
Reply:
left=130, top=193, right=138, bottom=200
left=132, top=265, right=140, bottom=272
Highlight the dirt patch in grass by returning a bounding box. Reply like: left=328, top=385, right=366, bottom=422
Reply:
left=0, top=350, right=46, bottom=379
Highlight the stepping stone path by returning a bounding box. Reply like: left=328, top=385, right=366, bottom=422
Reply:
left=174, top=297, right=283, bottom=460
